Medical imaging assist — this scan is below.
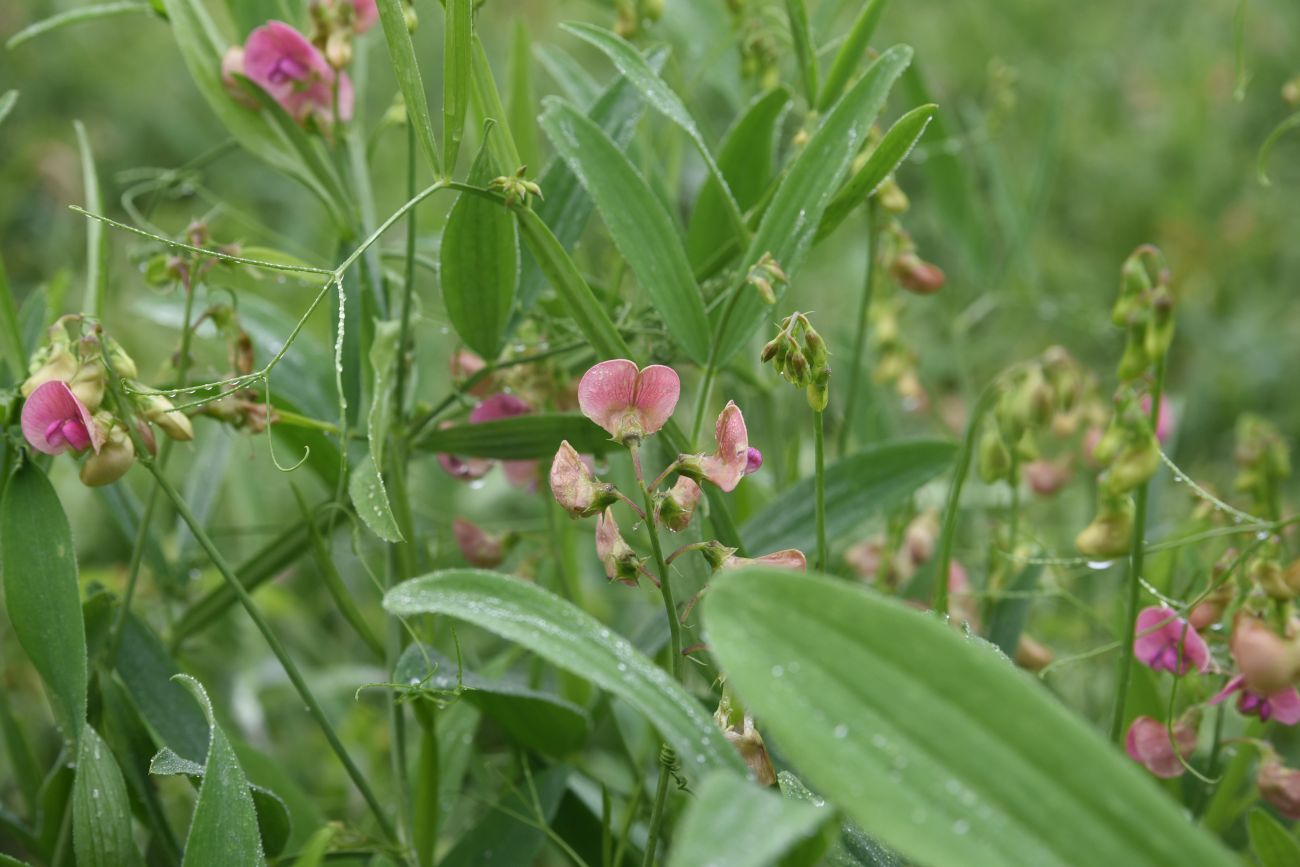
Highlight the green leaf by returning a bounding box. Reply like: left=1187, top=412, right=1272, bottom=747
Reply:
left=561, top=22, right=743, bottom=236
left=73, top=726, right=142, bottom=867
left=174, top=676, right=265, bottom=867
left=668, top=771, right=830, bottom=867
left=417, top=411, right=613, bottom=459
left=113, top=613, right=210, bottom=762
left=742, top=439, right=955, bottom=554
left=784, top=0, right=819, bottom=103
left=443, top=0, right=472, bottom=172
left=377, top=0, right=441, bottom=177
left=534, top=44, right=601, bottom=107
left=288, top=826, right=336, bottom=867
left=0, top=253, right=24, bottom=378
left=5, top=2, right=153, bottom=51
left=0, top=461, right=87, bottom=733
left=468, top=33, right=523, bottom=174
left=714, top=45, right=913, bottom=363
left=441, top=138, right=518, bottom=359
left=984, top=560, right=1043, bottom=658
left=703, top=567, right=1236, bottom=867
left=349, top=454, right=404, bottom=543
left=438, top=766, right=569, bottom=867
left=817, top=0, right=889, bottom=111
left=508, top=19, right=541, bottom=170
left=779, top=772, right=903, bottom=867
left=540, top=97, right=712, bottom=363
left=1249, top=808, right=1300, bottom=867
left=818, top=103, right=936, bottom=242
left=383, top=570, right=744, bottom=776
left=73, top=121, right=106, bottom=317
left=687, top=87, right=792, bottom=269
left=0, top=90, right=17, bottom=127
left=515, top=208, right=633, bottom=362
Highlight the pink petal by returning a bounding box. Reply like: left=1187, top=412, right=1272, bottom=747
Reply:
left=20, top=381, right=101, bottom=455
left=1133, top=606, right=1209, bottom=674
left=243, top=21, right=335, bottom=121
left=745, top=447, right=764, bottom=475
left=470, top=393, right=531, bottom=423
left=1208, top=675, right=1245, bottom=706
left=1270, top=688, right=1300, bottom=726
left=1124, top=716, right=1189, bottom=778
left=502, top=459, right=539, bottom=491
left=336, top=71, right=355, bottom=124
left=630, top=364, right=680, bottom=435
left=753, top=549, right=807, bottom=571
left=698, top=402, right=749, bottom=492
left=351, top=0, right=379, bottom=33
left=578, top=359, right=639, bottom=436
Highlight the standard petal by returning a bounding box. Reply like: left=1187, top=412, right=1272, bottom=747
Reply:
left=631, top=364, right=680, bottom=435
left=578, top=359, right=639, bottom=435
left=20, top=381, right=98, bottom=455
left=1270, top=688, right=1300, bottom=726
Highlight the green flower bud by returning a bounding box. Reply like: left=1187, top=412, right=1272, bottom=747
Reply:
left=977, top=429, right=1012, bottom=484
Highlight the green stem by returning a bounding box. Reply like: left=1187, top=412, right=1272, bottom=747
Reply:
left=813, top=408, right=827, bottom=572
left=934, top=382, right=999, bottom=615
left=1007, top=453, right=1020, bottom=555
left=641, top=754, right=673, bottom=867
left=142, top=462, right=401, bottom=850
left=1109, top=355, right=1167, bottom=744
left=838, top=203, right=878, bottom=456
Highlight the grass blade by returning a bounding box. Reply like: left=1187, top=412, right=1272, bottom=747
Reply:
left=817, top=0, right=889, bottom=110
left=784, top=0, right=819, bottom=104
left=5, top=2, right=153, bottom=51
left=377, top=0, right=441, bottom=177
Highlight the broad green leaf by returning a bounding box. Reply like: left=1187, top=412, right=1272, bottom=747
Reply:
left=742, top=439, right=955, bottom=554
left=516, top=51, right=663, bottom=315
left=438, top=766, right=569, bottom=867
left=73, top=121, right=106, bottom=317
left=443, top=0, right=472, bottom=172
left=817, top=0, right=889, bottom=110
left=383, top=570, right=744, bottom=776
left=714, top=45, right=913, bottom=363
left=175, top=676, right=265, bottom=867
left=985, top=560, right=1043, bottom=657
left=703, top=567, right=1236, bottom=867
left=5, top=2, right=153, bottom=51
left=0, top=90, right=17, bottom=127
left=377, top=0, right=441, bottom=177
left=561, top=22, right=743, bottom=236
left=784, top=0, right=819, bottom=103
left=779, top=771, right=903, bottom=867
left=396, top=645, right=589, bottom=756
left=669, top=771, right=830, bottom=867
left=349, top=454, right=404, bottom=543
left=0, top=688, right=41, bottom=814
left=687, top=87, right=792, bottom=269
left=73, top=726, right=142, bottom=867
left=114, top=613, right=209, bottom=762
left=1248, top=808, right=1300, bottom=867
left=508, top=19, right=541, bottom=169
left=417, top=411, right=613, bottom=459
left=441, top=137, right=518, bottom=359
left=818, top=103, right=936, bottom=241
left=540, top=97, right=712, bottom=363
left=0, top=461, right=87, bottom=733
left=0, top=253, right=24, bottom=378
left=515, top=208, right=633, bottom=362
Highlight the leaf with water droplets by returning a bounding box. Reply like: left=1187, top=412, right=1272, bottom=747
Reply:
left=383, top=570, right=743, bottom=776
left=73, top=726, right=142, bottom=867
left=348, top=454, right=404, bottom=543
left=703, top=566, right=1237, bottom=867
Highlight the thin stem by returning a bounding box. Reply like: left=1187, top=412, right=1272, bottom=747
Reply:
left=641, top=755, right=673, bottom=867
left=838, top=203, right=878, bottom=455
left=813, top=408, right=827, bottom=572
left=934, top=382, right=1000, bottom=614
left=1109, top=354, right=1167, bottom=743
left=1007, top=453, right=1021, bottom=555
left=142, top=462, right=401, bottom=850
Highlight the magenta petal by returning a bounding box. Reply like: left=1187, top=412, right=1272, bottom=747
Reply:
left=578, top=359, right=639, bottom=436
left=698, top=402, right=749, bottom=492
left=243, top=21, right=335, bottom=120
left=1133, top=606, right=1208, bottom=675
left=1270, top=689, right=1300, bottom=726
left=745, top=447, right=763, bottom=475
left=21, top=381, right=101, bottom=455
left=351, top=0, right=379, bottom=33
left=631, top=364, right=680, bottom=435
left=1125, top=716, right=1190, bottom=779
left=1209, top=675, right=1245, bottom=706
left=471, top=393, right=531, bottom=423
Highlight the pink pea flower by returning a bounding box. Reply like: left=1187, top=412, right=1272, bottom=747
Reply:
left=1229, top=613, right=1300, bottom=696
left=595, top=509, right=640, bottom=586
left=687, top=401, right=752, bottom=492
left=472, top=393, right=537, bottom=489
left=577, top=359, right=679, bottom=444
left=1209, top=676, right=1300, bottom=724
left=720, top=549, right=807, bottom=572
left=1124, top=715, right=1197, bottom=779
left=1259, top=755, right=1300, bottom=820
left=240, top=21, right=353, bottom=125
left=436, top=422, right=493, bottom=481
left=21, top=381, right=104, bottom=455
left=1140, top=394, right=1174, bottom=444
left=1133, top=606, right=1210, bottom=675
left=348, top=0, right=378, bottom=32
left=453, top=518, right=506, bottom=569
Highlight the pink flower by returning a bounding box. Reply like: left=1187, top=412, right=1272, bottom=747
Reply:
left=1133, top=606, right=1210, bottom=675
left=1140, top=394, right=1174, bottom=444
left=436, top=393, right=533, bottom=484
left=595, top=509, right=640, bottom=586
left=721, top=549, right=807, bottom=572
left=449, top=348, right=492, bottom=397
left=1259, top=756, right=1300, bottom=820
left=1124, top=716, right=1197, bottom=779
left=453, top=518, right=506, bottom=568
left=1210, top=676, right=1300, bottom=724
left=1024, top=458, right=1070, bottom=497
left=689, top=401, right=752, bottom=492
left=550, top=441, right=616, bottom=518
left=349, top=0, right=378, bottom=32
left=1228, top=613, right=1300, bottom=696
left=21, top=381, right=103, bottom=455
left=241, top=21, right=353, bottom=124
left=577, top=359, right=679, bottom=443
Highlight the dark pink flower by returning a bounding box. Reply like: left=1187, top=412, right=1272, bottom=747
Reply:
left=1124, top=716, right=1197, bottom=779
left=21, top=381, right=103, bottom=455
left=1209, top=676, right=1300, bottom=724
left=694, top=401, right=750, bottom=492
left=242, top=21, right=353, bottom=124
left=550, top=441, right=616, bottom=518
left=745, top=447, right=763, bottom=475
left=1133, top=606, right=1210, bottom=675
left=436, top=420, right=492, bottom=481
left=471, top=393, right=537, bottom=490
left=577, top=359, right=679, bottom=443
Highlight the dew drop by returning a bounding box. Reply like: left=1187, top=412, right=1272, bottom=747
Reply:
left=953, top=819, right=971, bottom=835
left=833, top=724, right=849, bottom=739
left=1086, top=560, right=1113, bottom=570
left=770, top=664, right=785, bottom=678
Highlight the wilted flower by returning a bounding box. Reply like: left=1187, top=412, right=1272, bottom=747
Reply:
left=1124, top=715, right=1197, bottom=779
left=238, top=21, right=353, bottom=125
left=577, top=359, right=679, bottom=444
left=1259, top=754, right=1300, bottom=820
left=79, top=420, right=135, bottom=487
left=1133, top=606, right=1210, bottom=675
left=659, top=477, right=702, bottom=533
left=719, top=548, right=807, bottom=572
left=550, top=441, right=617, bottom=518
left=20, top=381, right=103, bottom=455
left=452, top=518, right=507, bottom=568
left=595, top=509, right=640, bottom=586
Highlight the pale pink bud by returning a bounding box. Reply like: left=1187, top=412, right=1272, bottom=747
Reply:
left=686, top=401, right=751, bottom=492
left=659, top=476, right=702, bottom=533
left=1124, top=715, right=1197, bottom=778
left=1024, top=458, right=1070, bottom=497
left=20, top=381, right=103, bottom=455
left=720, top=549, right=807, bottom=572
left=449, top=348, right=492, bottom=397
left=844, top=536, right=886, bottom=582
left=350, top=0, right=378, bottom=32
left=577, top=359, right=679, bottom=443
left=79, top=421, right=135, bottom=487
left=1230, top=614, right=1300, bottom=696
left=890, top=252, right=945, bottom=294
left=904, top=510, right=940, bottom=565
left=453, top=518, right=506, bottom=568
left=1259, top=756, right=1300, bottom=820
left=550, top=441, right=615, bottom=518
left=595, top=509, right=640, bottom=586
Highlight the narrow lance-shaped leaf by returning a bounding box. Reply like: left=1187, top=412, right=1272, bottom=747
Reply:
left=0, top=253, right=25, bottom=377
left=703, top=567, right=1237, bottom=867
left=5, top=2, right=153, bottom=51
left=441, top=133, right=518, bottom=359
left=0, top=461, right=87, bottom=734
left=817, top=0, right=890, bottom=111
left=1248, top=808, right=1300, bottom=867
left=349, top=454, right=404, bottom=543
left=668, top=772, right=830, bottom=867
left=468, top=34, right=523, bottom=183
left=73, top=121, right=106, bottom=317
left=508, top=19, right=540, bottom=169
left=0, top=89, right=18, bottom=126
left=713, top=44, right=914, bottom=364
left=175, top=676, right=265, bottom=867
left=443, top=0, right=472, bottom=172
left=784, top=0, right=819, bottom=103
left=540, top=97, right=712, bottom=363
left=416, top=412, right=614, bottom=459
left=73, top=726, right=143, bottom=867
left=376, top=0, right=441, bottom=177
left=818, top=103, right=936, bottom=242
left=383, top=570, right=744, bottom=776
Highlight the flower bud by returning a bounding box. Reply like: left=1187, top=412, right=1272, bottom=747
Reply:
left=805, top=368, right=830, bottom=412
left=700, top=540, right=739, bottom=571
left=1024, top=458, right=1070, bottom=497
left=1116, top=326, right=1150, bottom=382
left=1259, top=755, right=1300, bottom=820
left=453, top=518, right=509, bottom=568
left=137, top=389, right=194, bottom=441
left=659, top=477, right=702, bottom=533
left=714, top=693, right=776, bottom=785
left=890, top=252, right=945, bottom=294
left=595, top=509, right=641, bottom=586
left=1188, top=578, right=1235, bottom=630
left=550, top=441, right=617, bottom=518
left=877, top=178, right=909, bottom=213
left=1253, top=556, right=1292, bottom=601
left=1101, top=436, right=1159, bottom=494
left=326, top=31, right=352, bottom=68
left=1015, top=635, right=1054, bottom=672
left=68, top=357, right=106, bottom=412
left=79, top=421, right=135, bottom=487
left=20, top=344, right=79, bottom=398
left=1075, top=493, right=1135, bottom=559
left=1124, top=715, right=1197, bottom=779
left=1231, top=613, right=1300, bottom=696
left=104, top=335, right=139, bottom=380
left=977, top=429, right=1011, bottom=484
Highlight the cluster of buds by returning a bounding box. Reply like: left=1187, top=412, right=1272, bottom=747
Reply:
left=760, top=312, right=830, bottom=411
left=18, top=317, right=193, bottom=487
left=869, top=296, right=927, bottom=412
left=141, top=222, right=242, bottom=290
left=1110, top=245, right=1174, bottom=383
left=549, top=360, right=795, bottom=588
left=490, top=166, right=544, bottom=210
left=745, top=253, right=788, bottom=305
left=725, top=2, right=780, bottom=87
left=307, top=0, right=380, bottom=68
left=1233, top=414, right=1290, bottom=519
left=866, top=219, right=945, bottom=412
left=614, top=0, right=664, bottom=39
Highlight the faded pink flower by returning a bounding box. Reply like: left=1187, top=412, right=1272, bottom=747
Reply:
left=1259, top=756, right=1300, bottom=820
left=241, top=21, right=353, bottom=124
left=721, top=549, right=807, bottom=572
left=449, top=348, right=492, bottom=397
left=550, top=441, right=615, bottom=518
left=595, top=509, right=640, bottom=586
left=453, top=518, right=506, bottom=568
left=577, top=359, right=679, bottom=443
left=436, top=420, right=492, bottom=481
left=472, top=393, right=537, bottom=489
left=349, top=0, right=378, bottom=32
left=1124, top=716, right=1197, bottom=779
left=1134, top=606, right=1210, bottom=675
left=21, top=381, right=103, bottom=455
left=1209, top=676, right=1300, bottom=724
left=844, top=536, right=886, bottom=583
left=659, top=476, right=702, bottom=533
left=689, top=401, right=751, bottom=492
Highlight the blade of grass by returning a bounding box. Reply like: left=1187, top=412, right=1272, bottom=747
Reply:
left=377, top=0, right=442, bottom=177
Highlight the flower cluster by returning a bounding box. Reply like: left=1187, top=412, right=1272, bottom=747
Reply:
left=760, top=311, right=830, bottom=411
left=18, top=317, right=192, bottom=486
